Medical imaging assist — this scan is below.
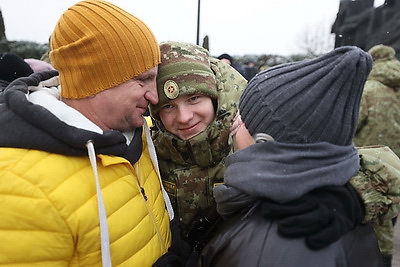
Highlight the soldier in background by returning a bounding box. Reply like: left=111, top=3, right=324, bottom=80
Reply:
left=354, top=44, right=400, bottom=157
left=354, top=44, right=400, bottom=267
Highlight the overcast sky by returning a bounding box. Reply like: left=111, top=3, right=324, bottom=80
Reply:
left=1, top=0, right=386, bottom=56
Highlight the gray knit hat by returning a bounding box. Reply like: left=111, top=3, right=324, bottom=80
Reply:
left=239, top=46, right=372, bottom=146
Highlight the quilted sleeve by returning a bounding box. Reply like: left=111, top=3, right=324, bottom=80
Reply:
left=0, top=149, right=74, bottom=265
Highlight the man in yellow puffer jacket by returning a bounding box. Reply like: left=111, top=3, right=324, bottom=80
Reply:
left=0, top=1, right=181, bottom=266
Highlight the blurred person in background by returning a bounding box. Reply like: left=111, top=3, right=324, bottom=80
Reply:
left=354, top=44, right=400, bottom=267
left=0, top=52, right=33, bottom=90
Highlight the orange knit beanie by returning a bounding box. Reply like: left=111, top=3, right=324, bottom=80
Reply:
left=50, top=0, right=160, bottom=99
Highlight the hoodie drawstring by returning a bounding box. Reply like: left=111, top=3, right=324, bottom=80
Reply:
left=143, top=121, right=175, bottom=221
left=86, top=140, right=112, bottom=267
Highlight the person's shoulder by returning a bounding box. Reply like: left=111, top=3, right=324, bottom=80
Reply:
left=210, top=57, right=247, bottom=86
left=363, top=79, right=387, bottom=94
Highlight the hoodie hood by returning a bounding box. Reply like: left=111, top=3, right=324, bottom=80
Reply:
left=0, top=70, right=140, bottom=161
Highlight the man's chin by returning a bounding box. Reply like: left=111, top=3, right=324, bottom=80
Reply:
left=132, top=116, right=145, bottom=129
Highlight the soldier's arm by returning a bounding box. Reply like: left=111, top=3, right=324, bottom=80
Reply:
left=350, top=146, right=400, bottom=224
left=356, top=92, right=369, bottom=134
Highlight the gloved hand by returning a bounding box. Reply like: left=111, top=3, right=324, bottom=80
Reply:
left=261, top=183, right=365, bottom=250
left=153, top=217, right=191, bottom=267
left=152, top=251, right=183, bottom=267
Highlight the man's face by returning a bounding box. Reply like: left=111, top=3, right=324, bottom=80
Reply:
left=90, top=66, right=158, bottom=131
left=159, top=94, right=215, bottom=140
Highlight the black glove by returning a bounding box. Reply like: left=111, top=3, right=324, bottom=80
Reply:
left=152, top=251, right=183, bottom=267
left=153, top=217, right=191, bottom=267
left=186, top=205, right=221, bottom=252
left=261, top=183, right=364, bottom=250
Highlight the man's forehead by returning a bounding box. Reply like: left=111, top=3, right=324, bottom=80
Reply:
left=134, top=67, right=157, bottom=79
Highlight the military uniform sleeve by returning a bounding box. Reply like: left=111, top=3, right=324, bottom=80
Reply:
left=349, top=146, right=400, bottom=224
left=356, top=91, right=369, bottom=133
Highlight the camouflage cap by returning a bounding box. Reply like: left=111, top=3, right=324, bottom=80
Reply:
left=368, top=44, right=396, bottom=61
left=149, top=41, right=217, bottom=119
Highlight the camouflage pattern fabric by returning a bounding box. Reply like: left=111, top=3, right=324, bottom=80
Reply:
left=152, top=57, right=247, bottom=238
left=373, top=220, right=394, bottom=256
left=353, top=45, right=400, bottom=258
left=354, top=45, right=400, bottom=157
left=350, top=145, right=400, bottom=256
left=368, top=44, right=396, bottom=62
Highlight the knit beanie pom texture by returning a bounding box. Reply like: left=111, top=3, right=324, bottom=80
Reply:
left=50, top=0, right=160, bottom=99
left=149, top=41, right=217, bottom=119
left=239, top=46, right=372, bottom=146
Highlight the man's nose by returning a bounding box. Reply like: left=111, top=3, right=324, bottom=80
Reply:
left=176, top=106, right=193, bottom=123
left=145, top=84, right=159, bottom=105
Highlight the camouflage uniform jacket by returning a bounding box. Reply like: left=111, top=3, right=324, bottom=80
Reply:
left=354, top=57, right=400, bottom=157
left=151, top=58, right=247, bottom=237
left=351, top=146, right=400, bottom=223
left=353, top=47, right=400, bottom=256
left=350, top=145, right=400, bottom=255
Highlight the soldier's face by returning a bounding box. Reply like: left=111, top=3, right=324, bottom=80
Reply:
left=159, top=94, right=215, bottom=140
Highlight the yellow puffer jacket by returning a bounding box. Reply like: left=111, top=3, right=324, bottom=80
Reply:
left=0, top=130, right=171, bottom=266
left=0, top=71, right=172, bottom=266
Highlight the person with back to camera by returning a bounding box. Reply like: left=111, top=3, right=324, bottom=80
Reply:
left=0, top=1, right=191, bottom=266
left=355, top=44, right=400, bottom=157
left=198, top=46, right=386, bottom=266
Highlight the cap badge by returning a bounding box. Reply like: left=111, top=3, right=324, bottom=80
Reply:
left=164, top=80, right=179, bottom=99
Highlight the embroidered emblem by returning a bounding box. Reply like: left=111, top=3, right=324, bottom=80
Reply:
left=162, top=180, right=177, bottom=197
left=164, top=80, right=179, bottom=99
